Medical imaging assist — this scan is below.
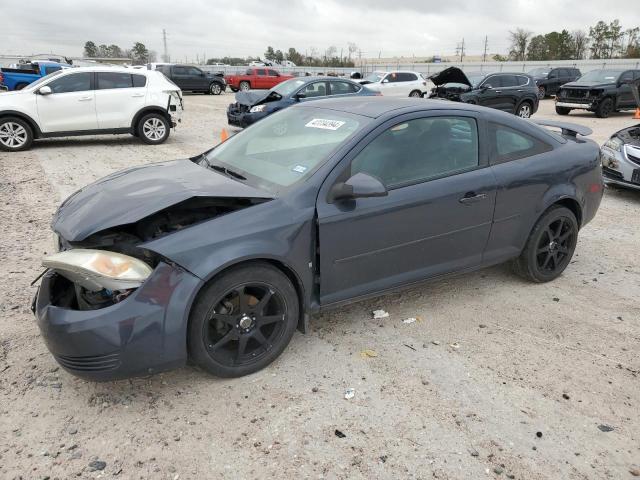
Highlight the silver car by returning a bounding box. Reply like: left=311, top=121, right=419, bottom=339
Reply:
left=601, top=125, right=640, bottom=190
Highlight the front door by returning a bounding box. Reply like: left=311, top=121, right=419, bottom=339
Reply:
left=316, top=113, right=496, bottom=306
left=36, top=71, right=98, bottom=133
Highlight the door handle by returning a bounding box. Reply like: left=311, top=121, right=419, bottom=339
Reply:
left=494, top=90, right=502, bottom=94
left=78, top=96, right=93, bottom=101
left=459, top=192, right=487, bottom=204
left=131, top=93, right=145, bottom=97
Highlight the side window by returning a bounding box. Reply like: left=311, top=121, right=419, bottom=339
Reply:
left=500, top=75, right=518, bottom=87
left=384, top=73, right=399, bottom=83
left=491, top=123, right=551, bottom=164
left=256, top=69, right=267, bottom=76
left=329, top=81, right=358, bottom=95
left=398, top=73, right=418, bottom=82
left=173, top=66, right=188, bottom=75
left=620, top=71, right=634, bottom=82
left=47, top=72, right=92, bottom=93
left=188, top=67, right=203, bottom=76
left=301, top=82, right=328, bottom=98
left=267, top=70, right=279, bottom=77
left=132, top=74, right=147, bottom=87
left=557, top=69, right=569, bottom=77
left=97, top=72, right=133, bottom=89
left=483, top=75, right=501, bottom=88
left=634, top=71, right=640, bottom=80
left=158, top=65, right=171, bottom=75
left=47, top=66, right=62, bottom=74
left=351, top=116, right=479, bottom=188
left=245, top=69, right=253, bottom=75
left=516, top=75, right=530, bottom=86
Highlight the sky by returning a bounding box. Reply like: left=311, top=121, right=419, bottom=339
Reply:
left=1, top=0, right=638, bottom=61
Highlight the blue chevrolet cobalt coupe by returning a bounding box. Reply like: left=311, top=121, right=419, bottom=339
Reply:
left=34, top=98, right=603, bottom=380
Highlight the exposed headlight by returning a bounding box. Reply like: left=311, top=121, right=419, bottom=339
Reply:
left=603, top=137, right=623, bottom=152
left=249, top=105, right=267, bottom=113
left=42, top=249, right=152, bottom=292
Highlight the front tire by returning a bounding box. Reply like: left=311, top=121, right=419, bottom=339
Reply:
left=555, top=106, right=571, bottom=115
left=0, top=116, right=33, bottom=152
left=513, top=206, right=578, bottom=283
left=137, top=113, right=170, bottom=145
left=210, top=83, right=222, bottom=95
left=409, top=90, right=423, bottom=98
left=239, top=81, right=251, bottom=91
left=595, top=97, right=614, bottom=118
left=188, top=263, right=299, bottom=378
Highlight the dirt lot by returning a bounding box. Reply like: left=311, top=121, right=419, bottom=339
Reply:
left=0, top=95, right=639, bottom=480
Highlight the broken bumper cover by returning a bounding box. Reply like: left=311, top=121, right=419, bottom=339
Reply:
left=34, top=262, right=202, bottom=381
left=601, top=146, right=640, bottom=190
left=226, top=108, right=268, bottom=128
left=555, top=101, right=595, bottom=109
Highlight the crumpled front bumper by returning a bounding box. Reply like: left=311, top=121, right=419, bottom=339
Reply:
left=226, top=106, right=267, bottom=128
left=33, top=262, right=202, bottom=381
left=601, top=145, right=640, bottom=190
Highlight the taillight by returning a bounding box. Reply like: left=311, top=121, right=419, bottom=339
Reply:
left=0, top=72, right=4, bottom=83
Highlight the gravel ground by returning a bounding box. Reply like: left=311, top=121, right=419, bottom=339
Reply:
left=0, top=94, right=639, bottom=480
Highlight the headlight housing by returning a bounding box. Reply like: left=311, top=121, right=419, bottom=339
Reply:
left=603, top=137, right=623, bottom=152
left=249, top=104, right=267, bottom=113
left=42, top=249, right=152, bottom=292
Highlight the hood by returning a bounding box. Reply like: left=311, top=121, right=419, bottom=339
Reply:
left=235, top=90, right=281, bottom=106
left=615, top=124, right=640, bottom=147
left=560, top=81, right=614, bottom=89
left=429, top=67, right=472, bottom=87
left=52, top=159, right=273, bottom=241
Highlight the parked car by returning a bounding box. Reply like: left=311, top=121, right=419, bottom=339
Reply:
left=150, top=63, right=226, bottom=95
left=0, top=67, right=183, bottom=152
left=225, top=68, right=294, bottom=92
left=358, top=71, right=427, bottom=97
left=429, top=67, right=539, bottom=118
left=0, top=61, right=71, bottom=91
left=33, top=98, right=603, bottom=381
left=227, top=76, right=379, bottom=128
left=600, top=124, right=640, bottom=190
left=249, top=61, right=273, bottom=67
left=528, top=67, right=582, bottom=99
left=555, top=69, right=640, bottom=118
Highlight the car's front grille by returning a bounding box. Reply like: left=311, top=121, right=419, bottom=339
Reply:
left=55, top=352, right=121, bottom=372
left=228, top=102, right=249, bottom=114
left=627, top=151, right=640, bottom=167
left=602, top=166, right=624, bottom=180
left=561, top=89, right=589, bottom=101
left=632, top=169, right=640, bottom=185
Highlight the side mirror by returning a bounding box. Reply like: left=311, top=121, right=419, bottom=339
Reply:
left=480, top=84, right=492, bottom=91
left=294, top=92, right=306, bottom=101
left=382, top=79, right=389, bottom=84
left=38, top=86, right=52, bottom=95
left=329, top=172, right=388, bottom=202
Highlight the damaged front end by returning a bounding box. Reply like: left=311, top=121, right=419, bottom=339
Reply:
left=227, top=90, right=282, bottom=128
left=428, top=67, right=473, bottom=101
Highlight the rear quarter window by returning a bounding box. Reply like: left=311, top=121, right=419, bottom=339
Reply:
left=132, top=74, right=146, bottom=87
left=490, top=123, right=552, bottom=164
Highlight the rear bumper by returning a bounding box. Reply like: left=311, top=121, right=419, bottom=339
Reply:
left=33, top=263, right=202, bottom=381
left=0, top=84, right=7, bottom=92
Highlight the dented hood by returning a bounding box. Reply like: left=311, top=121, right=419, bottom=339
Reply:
left=429, top=67, right=472, bottom=87
left=52, top=159, right=273, bottom=241
left=235, top=90, right=280, bottom=107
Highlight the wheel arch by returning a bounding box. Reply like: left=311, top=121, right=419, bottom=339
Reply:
left=130, top=106, right=171, bottom=132
left=189, top=257, right=309, bottom=334
left=0, top=110, right=42, bottom=138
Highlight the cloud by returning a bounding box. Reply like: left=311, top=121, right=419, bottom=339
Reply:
left=1, top=0, right=638, bottom=60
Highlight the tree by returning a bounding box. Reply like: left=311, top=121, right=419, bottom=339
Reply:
left=508, top=28, right=532, bottom=61
left=131, top=42, right=149, bottom=64
left=347, top=42, right=358, bottom=60
left=97, top=44, right=109, bottom=57
left=527, top=35, right=548, bottom=60
left=589, top=21, right=609, bottom=59
left=286, top=48, right=304, bottom=66
left=623, top=27, right=640, bottom=58
left=83, top=41, right=98, bottom=58
left=571, top=30, right=589, bottom=59
left=107, top=44, right=123, bottom=58
left=606, top=19, right=623, bottom=58
left=264, top=46, right=276, bottom=61
left=492, top=54, right=508, bottom=62
left=274, top=49, right=284, bottom=63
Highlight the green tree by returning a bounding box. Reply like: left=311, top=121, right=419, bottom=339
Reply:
left=527, top=35, right=548, bottom=60
left=286, top=48, right=304, bottom=65
left=623, top=27, right=640, bottom=57
left=97, top=44, right=109, bottom=57
left=275, top=49, right=284, bottom=63
left=131, top=42, right=149, bottom=64
left=606, top=19, right=623, bottom=58
left=83, top=41, right=98, bottom=57
left=264, top=46, right=276, bottom=61
left=107, top=44, right=123, bottom=58
left=589, top=21, right=609, bottom=59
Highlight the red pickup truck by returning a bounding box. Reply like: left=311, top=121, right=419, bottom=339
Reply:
left=225, top=68, right=294, bottom=92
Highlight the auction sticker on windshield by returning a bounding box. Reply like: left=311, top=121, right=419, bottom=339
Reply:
left=305, top=119, right=346, bottom=130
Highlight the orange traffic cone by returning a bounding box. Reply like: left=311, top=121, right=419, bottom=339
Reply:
left=634, top=108, right=640, bottom=120
left=220, top=128, right=229, bottom=142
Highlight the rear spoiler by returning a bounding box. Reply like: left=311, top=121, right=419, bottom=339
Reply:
left=533, top=120, right=592, bottom=137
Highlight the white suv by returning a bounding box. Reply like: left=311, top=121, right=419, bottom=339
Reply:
left=359, top=71, right=427, bottom=97
left=0, top=66, right=183, bottom=152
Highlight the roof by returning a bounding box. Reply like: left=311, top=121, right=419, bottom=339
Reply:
left=297, top=97, right=492, bottom=118
left=57, top=66, right=152, bottom=74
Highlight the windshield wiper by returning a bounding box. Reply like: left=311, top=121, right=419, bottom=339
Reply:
left=210, top=164, right=247, bottom=181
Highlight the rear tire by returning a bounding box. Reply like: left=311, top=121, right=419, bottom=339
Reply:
left=595, top=97, right=614, bottom=118
left=516, top=101, right=533, bottom=118
left=537, top=86, right=546, bottom=99
left=0, top=116, right=33, bottom=152
left=136, top=113, right=170, bottom=145
left=188, top=263, right=299, bottom=378
left=513, top=206, right=578, bottom=283
left=409, top=90, right=423, bottom=98
left=239, top=81, right=251, bottom=91
left=555, top=106, right=571, bottom=115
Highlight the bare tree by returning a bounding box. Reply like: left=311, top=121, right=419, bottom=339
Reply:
left=347, top=42, right=358, bottom=60
left=508, top=28, right=532, bottom=61
left=571, top=30, right=589, bottom=59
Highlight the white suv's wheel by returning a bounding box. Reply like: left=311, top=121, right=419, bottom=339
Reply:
left=0, top=117, right=33, bottom=152
left=137, top=113, right=170, bottom=145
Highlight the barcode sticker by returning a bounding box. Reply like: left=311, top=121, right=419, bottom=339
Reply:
left=305, top=119, right=346, bottom=130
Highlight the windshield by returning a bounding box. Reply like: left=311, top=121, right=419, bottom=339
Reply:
left=363, top=71, right=385, bottom=83
left=467, top=74, right=486, bottom=87
left=204, top=107, right=367, bottom=193
left=528, top=68, right=549, bottom=77
left=25, top=69, right=64, bottom=90
left=577, top=70, right=623, bottom=83
left=272, top=78, right=307, bottom=97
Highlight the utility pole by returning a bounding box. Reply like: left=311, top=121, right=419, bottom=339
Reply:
left=483, top=36, right=488, bottom=62
left=460, top=38, right=465, bottom=62
left=162, top=29, right=169, bottom=62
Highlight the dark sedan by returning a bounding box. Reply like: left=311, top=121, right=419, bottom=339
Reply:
left=34, top=98, right=603, bottom=381
left=429, top=67, right=539, bottom=118
left=227, top=76, right=378, bottom=128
